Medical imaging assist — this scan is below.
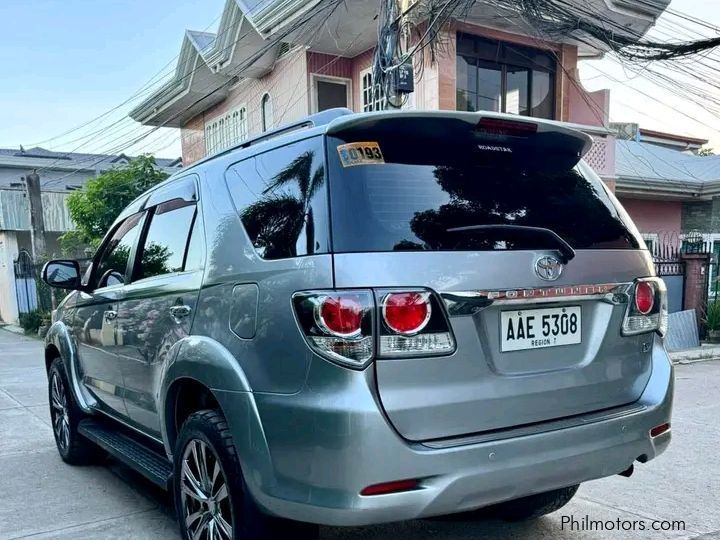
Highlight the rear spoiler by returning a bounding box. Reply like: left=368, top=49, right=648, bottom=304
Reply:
left=326, top=111, right=594, bottom=169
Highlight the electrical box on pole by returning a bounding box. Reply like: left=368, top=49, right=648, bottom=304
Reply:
left=393, top=63, right=415, bottom=94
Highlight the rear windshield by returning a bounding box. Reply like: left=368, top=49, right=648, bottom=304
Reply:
left=327, top=134, right=640, bottom=253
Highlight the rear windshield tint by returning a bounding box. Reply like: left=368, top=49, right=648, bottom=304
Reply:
left=327, top=135, right=640, bottom=253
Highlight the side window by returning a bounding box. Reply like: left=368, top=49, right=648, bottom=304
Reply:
left=137, top=200, right=196, bottom=280
left=183, top=212, right=205, bottom=272
left=94, top=213, right=144, bottom=288
left=224, top=137, right=329, bottom=260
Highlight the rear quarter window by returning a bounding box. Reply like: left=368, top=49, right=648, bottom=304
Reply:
left=224, top=136, right=330, bottom=260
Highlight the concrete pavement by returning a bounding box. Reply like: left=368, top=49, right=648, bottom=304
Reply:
left=1, top=328, right=718, bottom=539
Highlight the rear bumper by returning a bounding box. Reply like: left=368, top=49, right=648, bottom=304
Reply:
left=217, top=339, right=673, bottom=527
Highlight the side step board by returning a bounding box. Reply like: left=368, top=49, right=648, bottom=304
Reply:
left=78, top=418, right=173, bottom=490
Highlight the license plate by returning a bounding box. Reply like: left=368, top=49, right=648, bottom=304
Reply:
left=500, top=306, right=581, bottom=352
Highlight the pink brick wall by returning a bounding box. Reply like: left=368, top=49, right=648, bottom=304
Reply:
left=307, top=52, right=353, bottom=79
left=180, top=114, right=206, bottom=166
left=584, top=134, right=616, bottom=181
left=308, top=50, right=379, bottom=113
left=350, top=49, right=374, bottom=112
left=180, top=48, right=309, bottom=164
left=617, top=197, right=682, bottom=236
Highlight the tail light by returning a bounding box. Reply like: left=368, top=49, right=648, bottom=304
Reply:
left=622, top=278, right=668, bottom=337
left=650, top=423, right=670, bottom=438
left=317, top=295, right=365, bottom=337
left=476, top=117, right=538, bottom=136
left=382, top=292, right=432, bottom=335
left=360, top=478, right=420, bottom=496
left=634, top=281, right=654, bottom=315
left=293, top=291, right=374, bottom=368
left=379, top=289, right=455, bottom=358
left=293, top=289, right=456, bottom=368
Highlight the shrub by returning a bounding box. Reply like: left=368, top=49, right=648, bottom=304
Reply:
left=18, top=309, right=50, bottom=335
left=703, top=301, right=720, bottom=332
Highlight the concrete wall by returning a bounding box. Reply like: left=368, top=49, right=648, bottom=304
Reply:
left=619, top=197, right=683, bottom=236
left=682, top=199, right=720, bottom=233
left=0, top=232, right=19, bottom=323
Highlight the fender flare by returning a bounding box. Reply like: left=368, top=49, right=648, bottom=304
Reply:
left=45, top=321, right=97, bottom=414
left=158, top=336, right=264, bottom=459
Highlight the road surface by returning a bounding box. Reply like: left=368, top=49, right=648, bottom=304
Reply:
left=1, top=329, right=718, bottom=539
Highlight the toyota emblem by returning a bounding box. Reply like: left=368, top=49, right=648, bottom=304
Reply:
left=535, top=256, right=563, bottom=281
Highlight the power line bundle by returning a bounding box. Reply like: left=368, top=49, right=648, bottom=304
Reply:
left=26, top=0, right=720, bottom=172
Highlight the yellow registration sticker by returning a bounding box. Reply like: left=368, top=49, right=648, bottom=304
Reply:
left=337, top=142, right=384, bottom=167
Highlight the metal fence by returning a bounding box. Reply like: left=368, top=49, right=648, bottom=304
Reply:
left=648, top=241, right=686, bottom=314
left=13, top=251, right=92, bottom=315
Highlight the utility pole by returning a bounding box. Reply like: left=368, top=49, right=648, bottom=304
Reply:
left=25, top=170, right=47, bottom=262
left=374, top=0, right=416, bottom=110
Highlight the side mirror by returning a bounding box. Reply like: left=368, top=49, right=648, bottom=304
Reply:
left=42, top=260, right=82, bottom=290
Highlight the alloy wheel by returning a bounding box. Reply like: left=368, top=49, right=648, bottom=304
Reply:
left=181, top=439, right=233, bottom=540
left=50, top=371, right=70, bottom=452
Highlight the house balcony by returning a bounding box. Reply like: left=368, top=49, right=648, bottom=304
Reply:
left=582, top=125, right=616, bottom=181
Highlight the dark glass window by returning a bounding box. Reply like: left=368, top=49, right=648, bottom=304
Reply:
left=531, top=70, right=553, bottom=118
left=316, top=79, right=348, bottom=111
left=456, top=34, right=556, bottom=119
left=225, top=136, right=330, bottom=260
left=476, top=63, right=502, bottom=112
left=137, top=201, right=196, bottom=280
left=94, top=213, right=144, bottom=288
left=327, top=135, right=640, bottom=253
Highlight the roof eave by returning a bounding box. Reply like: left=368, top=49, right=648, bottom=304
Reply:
left=615, top=176, right=715, bottom=200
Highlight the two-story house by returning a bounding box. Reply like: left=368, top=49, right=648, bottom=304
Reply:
left=130, top=0, right=671, bottom=188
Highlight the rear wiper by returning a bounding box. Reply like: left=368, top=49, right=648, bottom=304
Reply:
left=446, top=224, right=576, bottom=263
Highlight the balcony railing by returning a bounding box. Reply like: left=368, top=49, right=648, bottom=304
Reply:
left=564, top=123, right=616, bottom=180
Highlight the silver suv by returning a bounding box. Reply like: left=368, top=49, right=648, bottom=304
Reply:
left=42, top=109, right=673, bottom=540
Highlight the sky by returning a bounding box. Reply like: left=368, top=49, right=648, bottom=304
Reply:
left=0, top=0, right=718, bottom=159
left=0, top=0, right=224, bottom=159
left=580, top=0, right=720, bottom=149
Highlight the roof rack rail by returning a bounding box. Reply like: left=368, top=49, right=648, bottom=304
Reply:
left=182, top=108, right=355, bottom=172
left=235, top=107, right=353, bottom=151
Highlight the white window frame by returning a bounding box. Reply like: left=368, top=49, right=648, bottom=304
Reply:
left=261, top=93, right=273, bottom=132
left=205, top=105, right=248, bottom=156
left=311, top=74, right=352, bottom=113
left=360, top=68, right=385, bottom=112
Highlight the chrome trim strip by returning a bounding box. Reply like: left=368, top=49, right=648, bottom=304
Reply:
left=442, top=282, right=631, bottom=315
left=421, top=402, right=647, bottom=449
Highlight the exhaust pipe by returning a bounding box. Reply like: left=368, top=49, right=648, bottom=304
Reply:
left=618, top=464, right=634, bottom=478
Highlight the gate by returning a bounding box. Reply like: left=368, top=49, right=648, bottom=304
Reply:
left=13, top=249, right=39, bottom=314
left=651, top=243, right=685, bottom=314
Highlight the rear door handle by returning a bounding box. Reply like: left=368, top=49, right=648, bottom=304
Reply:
left=169, top=305, right=192, bottom=318
left=103, top=310, right=117, bottom=321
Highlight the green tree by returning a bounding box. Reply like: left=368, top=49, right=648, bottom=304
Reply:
left=60, top=155, right=168, bottom=255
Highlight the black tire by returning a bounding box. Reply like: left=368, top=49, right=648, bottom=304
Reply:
left=487, top=485, right=580, bottom=521
left=48, top=357, right=103, bottom=465
left=174, top=409, right=319, bottom=540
